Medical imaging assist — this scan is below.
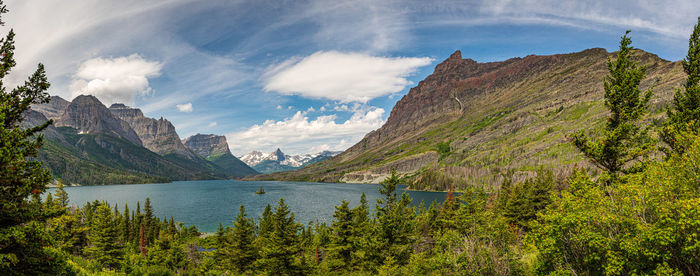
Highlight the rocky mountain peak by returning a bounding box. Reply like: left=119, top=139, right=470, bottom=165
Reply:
left=449, top=50, right=462, bottom=60
left=55, top=95, right=143, bottom=146
left=273, top=148, right=286, bottom=161
left=182, top=133, right=231, bottom=157
left=109, top=103, right=196, bottom=159
left=32, top=95, right=70, bottom=120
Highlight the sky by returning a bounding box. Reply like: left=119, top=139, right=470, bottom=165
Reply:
left=3, top=0, right=699, bottom=156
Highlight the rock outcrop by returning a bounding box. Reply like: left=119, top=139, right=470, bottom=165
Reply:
left=183, top=134, right=258, bottom=177
left=31, top=95, right=70, bottom=121
left=109, top=103, right=196, bottom=159
left=55, top=95, right=142, bottom=146
left=182, top=134, right=231, bottom=157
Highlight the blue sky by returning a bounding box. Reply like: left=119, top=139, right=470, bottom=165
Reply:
left=4, top=0, right=699, bottom=155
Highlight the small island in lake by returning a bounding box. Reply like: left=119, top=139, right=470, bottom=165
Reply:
left=255, top=186, right=265, bottom=194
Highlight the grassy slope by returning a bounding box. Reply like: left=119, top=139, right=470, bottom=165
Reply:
left=248, top=49, right=685, bottom=190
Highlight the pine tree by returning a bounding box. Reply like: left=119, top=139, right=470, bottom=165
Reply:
left=84, top=203, right=124, bottom=270
left=53, top=180, right=69, bottom=208
left=258, top=203, right=273, bottom=238
left=122, top=204, right=130, bottom=243
left=350, top=193, right=373, bottom=271
left=325, top=200, right=354, bottom=271
left=229, top=205, right=257, bottom=273
left=662, top=17, right=700, bottom=154
left=168, top=217, right=176, bottom=236
left=143, top=197, right=154, bottom=243
left=213, top=222, right=231, bottom=270
left=259, top=198, right=302, bottom=275
left=133, top=202, right=142, bottom=244
left=0, top=1, right=70, bottom=272
left=572, top=31, right=654, bottom=180
left=375, top=171, right=414, bottom=265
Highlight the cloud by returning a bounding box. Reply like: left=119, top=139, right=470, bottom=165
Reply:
left=208, top=122, right=217, bottom=127
left=276, top=105, right=282, bottom=110
left=263, top=51, right=432, bottom=103
left=69, top=54, right=162, bottom=105
left=415, top=0, right=699, bottom=40
left=176, top=102, right=193, bottom=113
left=227, top=107, right=385, bottom=155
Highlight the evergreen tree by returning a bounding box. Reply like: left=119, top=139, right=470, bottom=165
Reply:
left=53, top=180, right=69, bottom=208
left=143, top=197, right=154, bottom=243
left=133, top=202, right=142, bottom=244
left=168, top=217, right=176, bottom=236
left=213, top=222, right=232, bottom=270
left=0, top=1, right=70, bottom=272
left=572, top=31, right=654, bottom=179
left=350, top=193, right=372, bottom=270
left=662, top=17, right=700, bottom=154
left=375, top=170, right=415, bottom=265
left=259, top=198, right=302, bottom=275
left=84, top=203, right=123, bottom=270
left=325, top=200, right=354, bottom=271
left=147, top=231, right=186, bottom=271
left=258, top=203, right=273, bottom=238
left=122, top=204, right=130, bottom=243
left=229, top=205, right=257, bottom=273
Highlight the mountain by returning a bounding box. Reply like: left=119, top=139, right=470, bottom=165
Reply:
left=29, top=95, right=245, bottom=185
left=31, top=95, right=69, bottom=121
left=109, top=103, right=196, bottom=159
left=182, top=134, right=258, bottom=177
left=54, top=95, right=143, bottom=146
left=239, top=149, right=341, bottom=174
left=245, top=48, right=685, bottom=189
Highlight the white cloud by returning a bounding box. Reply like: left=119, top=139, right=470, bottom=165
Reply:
left=208, top=122, right=217, bottom=127
left=276, top=105, right=282, bottom=110
left=306, top=107, right=315, bottom=112
left=320, top=106, right=326, bottom=112
left=69, top=54, right=162, bottom=105
left=263, top=51, right=432, bottom=103
left=227, top=107, right=385, bottom=155
left=176, top=102, right=193, bottom=113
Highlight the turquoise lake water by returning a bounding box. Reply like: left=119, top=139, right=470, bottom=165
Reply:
left=53, top=180, right=447, bottom=233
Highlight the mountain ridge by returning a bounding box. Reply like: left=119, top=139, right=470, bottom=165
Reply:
left=239, top=148, right=341, bottom=174
left=244, top=47, right=684, bottom=189
left=30, top=95, right=257, bottom=184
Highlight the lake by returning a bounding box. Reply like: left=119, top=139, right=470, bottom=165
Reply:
left=52, top=180, right=447, bottom=233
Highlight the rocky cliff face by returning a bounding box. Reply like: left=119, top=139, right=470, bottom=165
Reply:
left=183, top=133, right=258, bottom=177
left=182, top=134, right=231, bottom=157
left=109, top=103, right=196, bottom=159
left=22, top=110, right=68, bottom=145
left=55, top=95, right=142, bottom=146
left=31, top=95, right=70, bottom=121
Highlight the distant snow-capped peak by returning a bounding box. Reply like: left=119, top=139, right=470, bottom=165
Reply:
left=239, top=148, right=340, bottom=167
